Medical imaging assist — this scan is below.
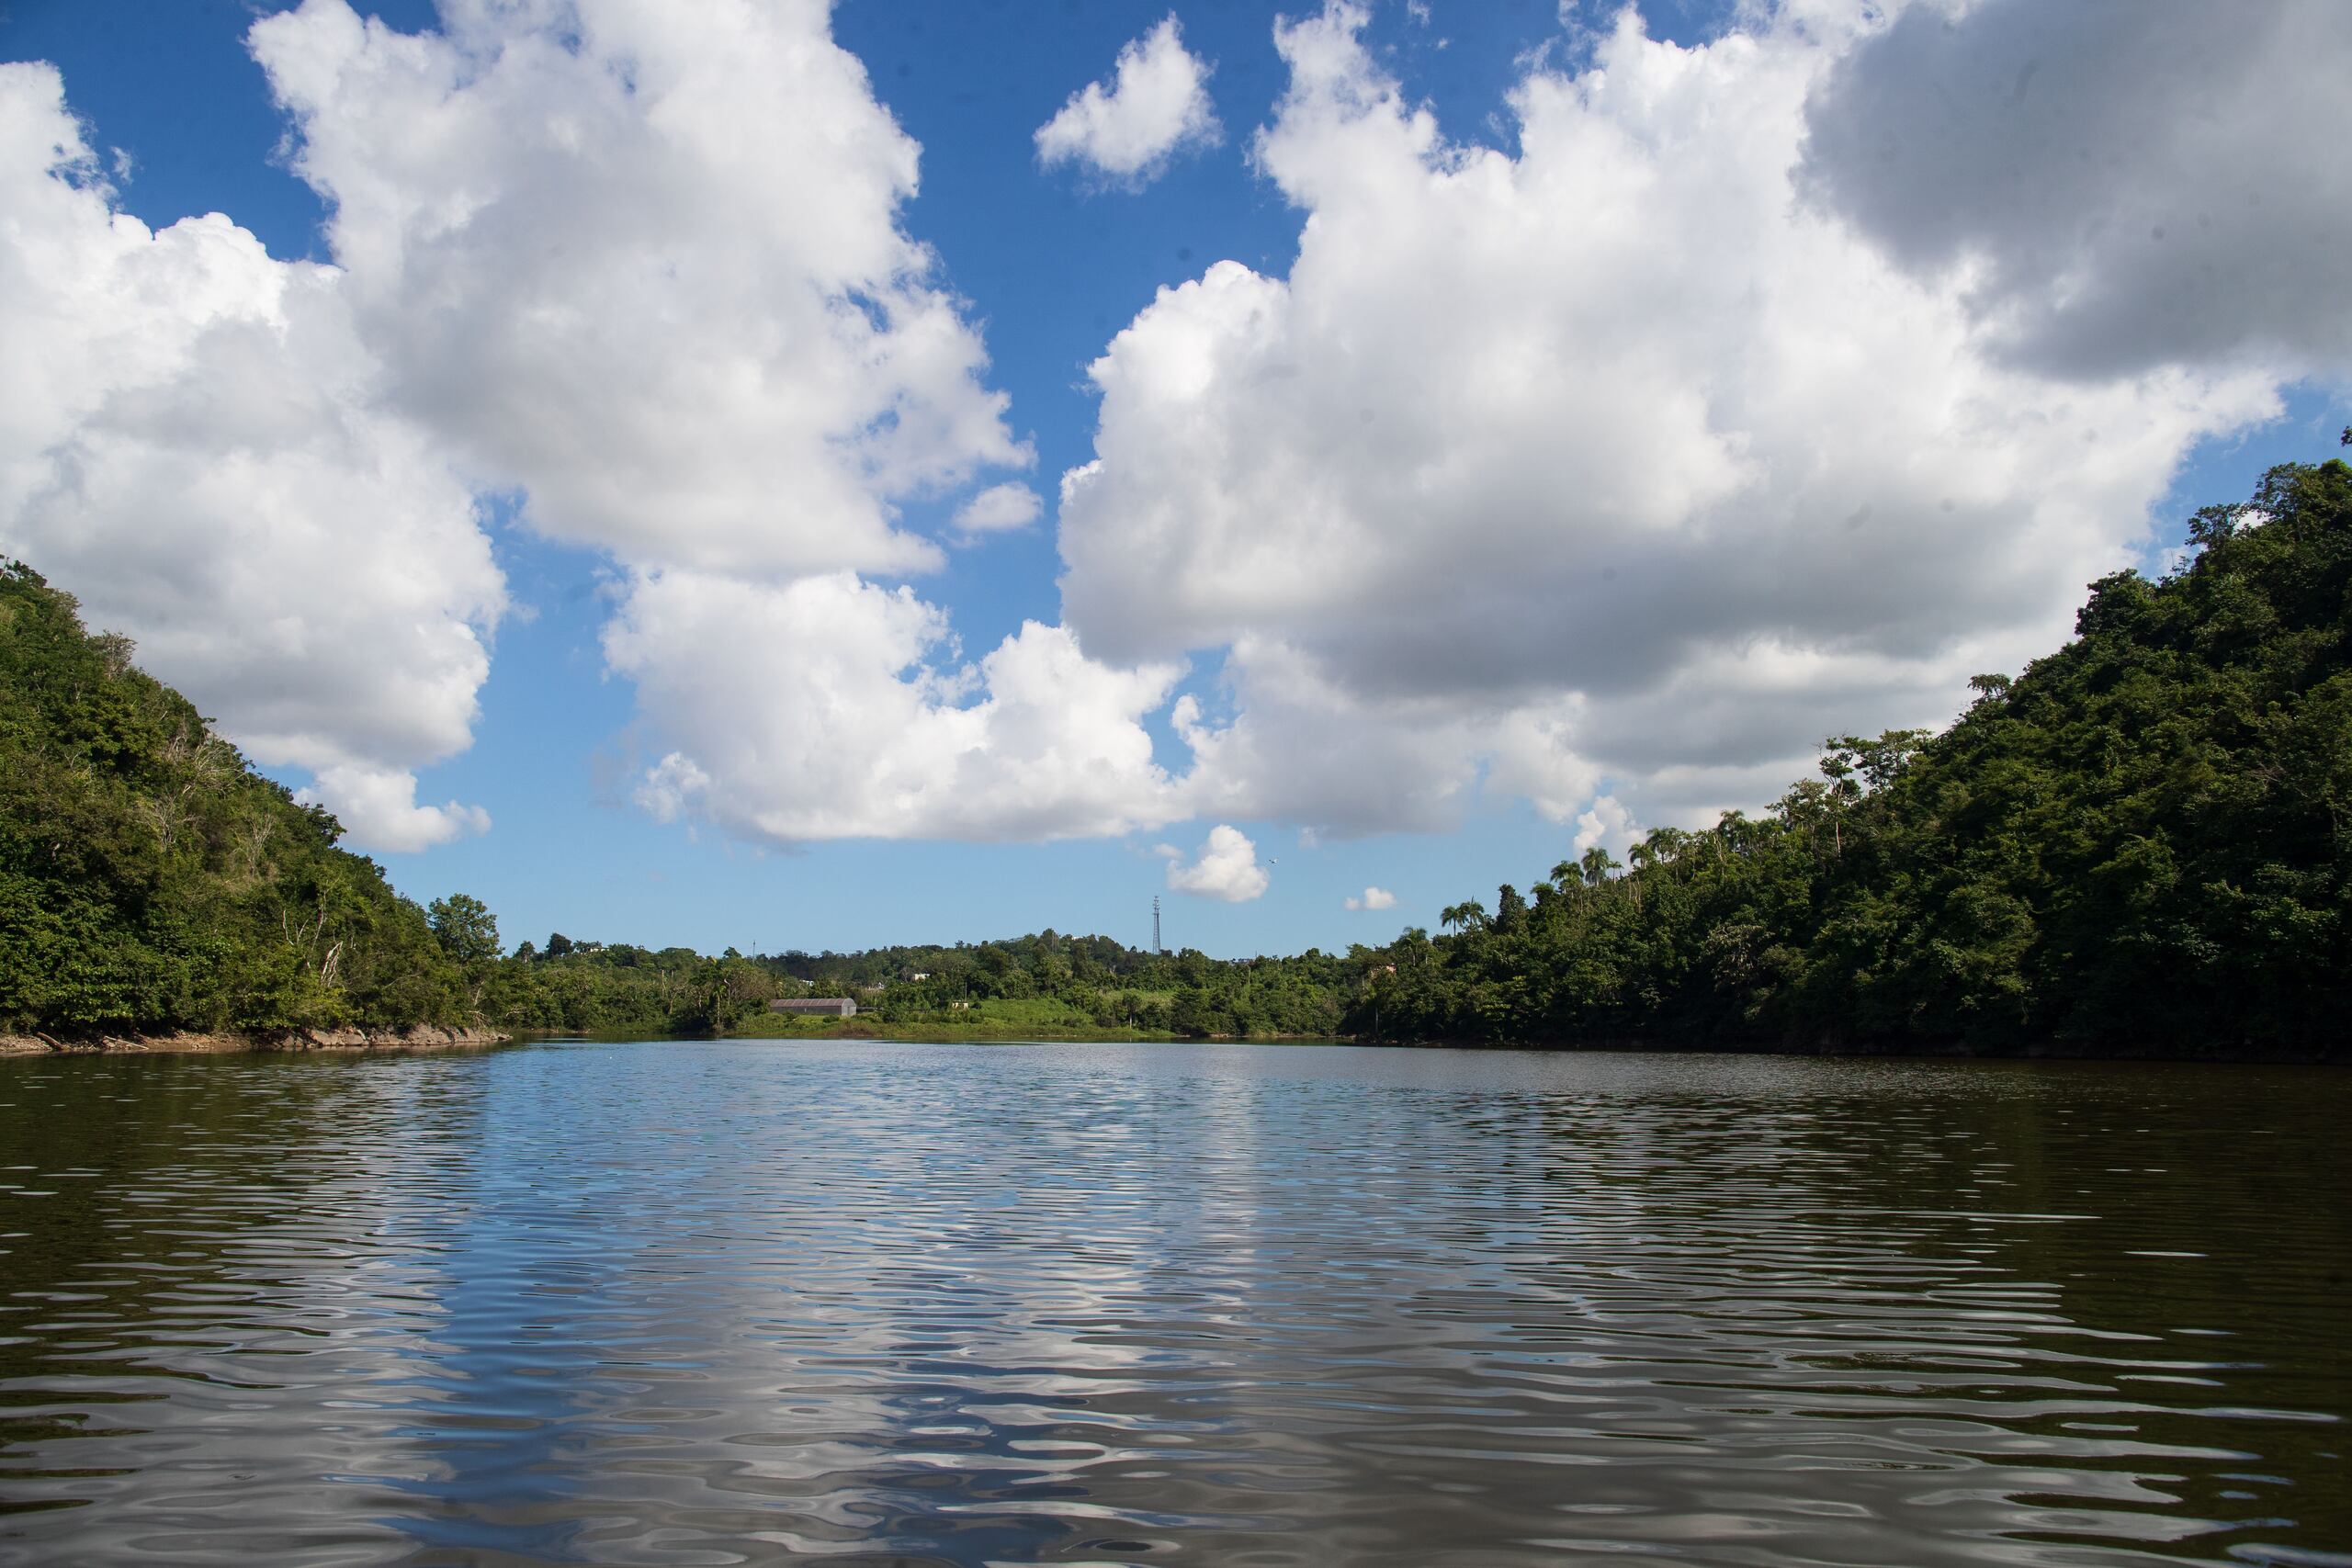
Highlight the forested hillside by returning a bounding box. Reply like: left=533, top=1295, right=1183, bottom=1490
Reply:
left=1359, top=459, right=2352, bottom=1059
left=0, top=562, right=470, bottom=1038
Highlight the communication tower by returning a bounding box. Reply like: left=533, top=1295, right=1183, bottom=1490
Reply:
left=1152, top=895, right=1162, bottom=955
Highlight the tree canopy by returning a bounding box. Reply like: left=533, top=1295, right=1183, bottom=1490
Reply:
left=1354, top=460, right=2352, bottom=1060
left=0, top=560, right=468, bottom=1036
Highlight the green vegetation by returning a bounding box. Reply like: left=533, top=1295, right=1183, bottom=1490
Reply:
left=479, top=931, right=1349, bottom=1041
left=1356, top=459, right=2352, bottom=1060
left=8, top=459, right=2348, bottom=1060
left=0, top=573, right=1339, bottom=1043
left=772, top=931, right=1347, bottom=1037
left=479, top=940, right=787, bottom=1037
left=0, top=561, right=470, bottom=1037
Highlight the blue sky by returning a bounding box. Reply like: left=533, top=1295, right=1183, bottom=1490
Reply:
left=3, top=0, right=2344, bottom=959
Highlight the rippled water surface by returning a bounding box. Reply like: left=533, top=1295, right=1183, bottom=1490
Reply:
left=0, top=1041, right=2346, bottom=1567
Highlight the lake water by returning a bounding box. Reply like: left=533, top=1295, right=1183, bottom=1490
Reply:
left=0, top=1040, right=2346, bottom=1567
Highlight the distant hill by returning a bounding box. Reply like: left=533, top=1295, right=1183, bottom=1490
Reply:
left=0, top=561, right=469, bottom=1040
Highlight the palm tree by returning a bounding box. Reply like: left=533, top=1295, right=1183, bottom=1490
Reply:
left=1440, top=899, right=1488, bottom=934
left=1640, top=827, right=1691, bottom=866
left=1578, top=845, right=1621, bottom=887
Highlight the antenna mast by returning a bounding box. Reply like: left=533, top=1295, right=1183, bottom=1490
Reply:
left=1152, top=895, right=1162, bottom=955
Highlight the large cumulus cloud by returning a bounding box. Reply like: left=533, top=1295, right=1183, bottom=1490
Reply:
left=237, top=0, right=1201, bottom=845
left=1056, top=0, right=2308, bottom=836
left=0, top=62, right=503, bottom=851
left=251, top=0, right=1028, bottom=578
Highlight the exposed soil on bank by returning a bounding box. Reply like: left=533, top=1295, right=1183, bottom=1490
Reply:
left=0, top=1025, right=511, bottom=1056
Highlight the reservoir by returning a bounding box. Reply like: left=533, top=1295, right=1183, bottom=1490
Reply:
left=0, top=1040, right=2345, bottom=1566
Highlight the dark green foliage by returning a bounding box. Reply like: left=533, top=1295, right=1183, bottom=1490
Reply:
left=0, top=561, right=468, bottom=1036
left=1360, top=461, right=2352, bottom=1060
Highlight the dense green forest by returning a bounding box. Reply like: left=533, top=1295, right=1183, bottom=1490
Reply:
left=0, top=561, right=470, bottom=1036
left=1355, top=457, right=2352, bottom=1059
left=7, top=457, right=2349, bottom=1058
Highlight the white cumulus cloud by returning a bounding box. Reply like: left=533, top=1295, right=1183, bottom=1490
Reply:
left=1055, top=0, right=2309, bottom=840
left=251, top=0, right=1028, bottom=578
left=301, top=765, right=492, bottom=852
left=0, top=62, right=503, bottom=852
left=602, top=570, right=1186, bottom=841
left=1343, top=886, right=1396, bottom=911
left=238, top=0, right=1176, bottom=847
left=952, top=481, right=1044, bottom=539
left=1572, top=795, right=1638, bottom=862
left=1035, top=15, right=1222, bottom=188
left=1166, top=824, right=1270, bottom=902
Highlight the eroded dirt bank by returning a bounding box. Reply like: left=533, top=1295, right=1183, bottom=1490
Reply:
left=0, top=1025, right=510, bottom=1056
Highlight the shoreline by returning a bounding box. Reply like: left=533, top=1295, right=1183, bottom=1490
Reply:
left=9, top=1025, right=2341, bottom=1066
left=741, top=1022, right=2349, bottom=1063
left=758, top=1028, right=2351, bottom=1064
left=0, top=1024, right=512, bottom=1057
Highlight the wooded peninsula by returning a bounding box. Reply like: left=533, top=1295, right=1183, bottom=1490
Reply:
left=6, top=458, right=2348, bottom=1062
